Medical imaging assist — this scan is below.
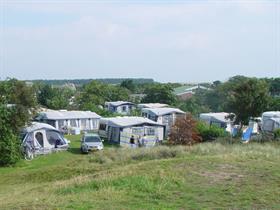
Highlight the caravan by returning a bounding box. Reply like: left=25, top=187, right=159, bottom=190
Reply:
left=99, top=117, right=165, bottom=147
left=262, top=111, right=280, bottom=132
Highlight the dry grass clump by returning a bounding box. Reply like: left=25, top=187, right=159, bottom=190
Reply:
left=89, top=146, right=187, bottom=164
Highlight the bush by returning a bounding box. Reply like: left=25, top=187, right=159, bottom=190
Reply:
left=0, top=106, right=21, bottom=166
left=168, top=114, right=201, bottom=146
left=196, top=121, right=227, bottom=141
left=273, top=128, right=280, bottom=140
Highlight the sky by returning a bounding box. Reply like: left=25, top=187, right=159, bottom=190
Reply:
left=0, top=0, right=279, bottom=83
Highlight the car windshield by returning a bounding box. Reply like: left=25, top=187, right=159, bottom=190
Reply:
left=84, top=136, right=101, bottom=143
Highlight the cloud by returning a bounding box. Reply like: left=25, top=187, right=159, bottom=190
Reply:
left=1, top=0, right=279, bottom=82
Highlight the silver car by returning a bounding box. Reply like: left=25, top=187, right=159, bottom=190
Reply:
left=81, top=133, right=104, bottom=153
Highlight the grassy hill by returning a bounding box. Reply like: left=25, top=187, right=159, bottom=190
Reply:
left=0, top=136, right=279, bottom=209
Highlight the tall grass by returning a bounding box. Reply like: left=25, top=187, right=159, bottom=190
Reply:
left=88, top=140, right=280, bottom=165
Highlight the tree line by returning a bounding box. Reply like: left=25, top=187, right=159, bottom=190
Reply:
left=0, top=76, right=279, bottom=166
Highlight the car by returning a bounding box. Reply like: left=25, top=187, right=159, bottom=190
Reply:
left=80, top=133, right=104, bottom=154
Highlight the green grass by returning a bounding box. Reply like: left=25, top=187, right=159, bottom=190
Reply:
left=0, top=136, right=279, bottom=210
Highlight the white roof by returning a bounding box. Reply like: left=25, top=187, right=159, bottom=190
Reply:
left=200, top=112, right=234, bottom=123
left=262, top=111, right=280, bottom=119
left=138, top=103, right=169, bottom=109
left=142, top=107, right=185, bottom=116
left=100, top=117, right=164, bottom=127
left=105, top=101, right=135, bottom=107
left=185, top=85, right=208, bottom=91
left=37, top=110, right=101, bottom=120
left=23, top=122, right=58, bottom=133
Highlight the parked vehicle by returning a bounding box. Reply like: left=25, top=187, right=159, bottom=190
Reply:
left=80, top=133, right=104, bottom=153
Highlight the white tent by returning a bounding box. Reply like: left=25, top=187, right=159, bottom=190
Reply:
left=21, top=122, right=69, bottom=159
left=262, top=111, right=280, bottom=132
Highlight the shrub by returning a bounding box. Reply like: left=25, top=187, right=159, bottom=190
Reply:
left=196, top=121, right=227, bottom=141
left=168, top=114, right=202, bottom=146
left=273, top=128, right=280, bottom=140
left=0, top=106, right=21, bottom=166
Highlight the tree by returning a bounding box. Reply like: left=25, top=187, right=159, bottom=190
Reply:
left=265, top=77, right=280, bottom=96
left=0, top=106, right=21, bottom=166
left=36, top=83, right=74, bottom=110
left=142, top=83, right=176, bottom=105
left=178, top=97, right=210, bottom=116
left=0, top=79, right=37, bottom=132
left=0, top=79, right=36, bottom=166
left=120, top=79, right=135, bottom=92
left=77, top=81, right=129, bottom=114
left=223, top=77, right=270, bottom=126
left=168, top=114, right=201, bottom=145
left=268, top=97, right=280, bottom=111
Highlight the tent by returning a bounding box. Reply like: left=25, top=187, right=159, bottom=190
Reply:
left=21, top=122, right=69, bottom=159
left=262, top=111, right=280, bottom=132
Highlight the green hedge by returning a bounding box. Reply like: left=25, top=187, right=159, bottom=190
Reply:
left=196, top=121, right=228, bottom=141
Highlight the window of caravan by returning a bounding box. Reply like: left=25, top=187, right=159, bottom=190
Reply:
left=149, top=115, right=158, bottom=122
left=70, top=119, right=76, bottom=127
left=99, top=123, right=107, bottom=131
left=81, top=119, right=87, bottom=128
left=92, top=119, right=98, bottom=129
left=86, top=119, right=91, bottom=129
left=145, top=127, right=155, bottom=136
left=46, top=130, right=64, bottom=145
left=47, top=120, right=56, bottom=127
left=263, top=120, right=274, bottom=132
left=58, top=120, right=65, bottom=129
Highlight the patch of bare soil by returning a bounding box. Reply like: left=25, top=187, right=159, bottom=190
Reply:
left=195, top=164, right=245, bottom=184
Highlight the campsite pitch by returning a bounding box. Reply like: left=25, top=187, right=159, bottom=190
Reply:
left=0, top=135, right=279, bottom=209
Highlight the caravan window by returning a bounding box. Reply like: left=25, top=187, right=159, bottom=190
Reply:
left=81, top=119, right=87, bottom=128
left=47, top=120, right=56, bottom=127
left=58, top=120, right=65, bottom=129
left=46, top=130, right=64, bottom=145
left=99, top=123, right=107, bottom=131
left=70, top=119, right=77, bottom=127
left=145, top=127, right=155, bottom=136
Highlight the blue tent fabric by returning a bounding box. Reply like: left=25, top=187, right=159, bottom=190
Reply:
left=242, top=127, right=253, bottom=142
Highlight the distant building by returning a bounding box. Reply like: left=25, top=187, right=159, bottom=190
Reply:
left=174, top=85, right=210, bottom=101
left=62, top=83, right=76, bottom=91
left=141, top=107, right=185, bottom=136
left=138, top=103, right=169, bottom=109
left=105, top=101, right=135, bottom=115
